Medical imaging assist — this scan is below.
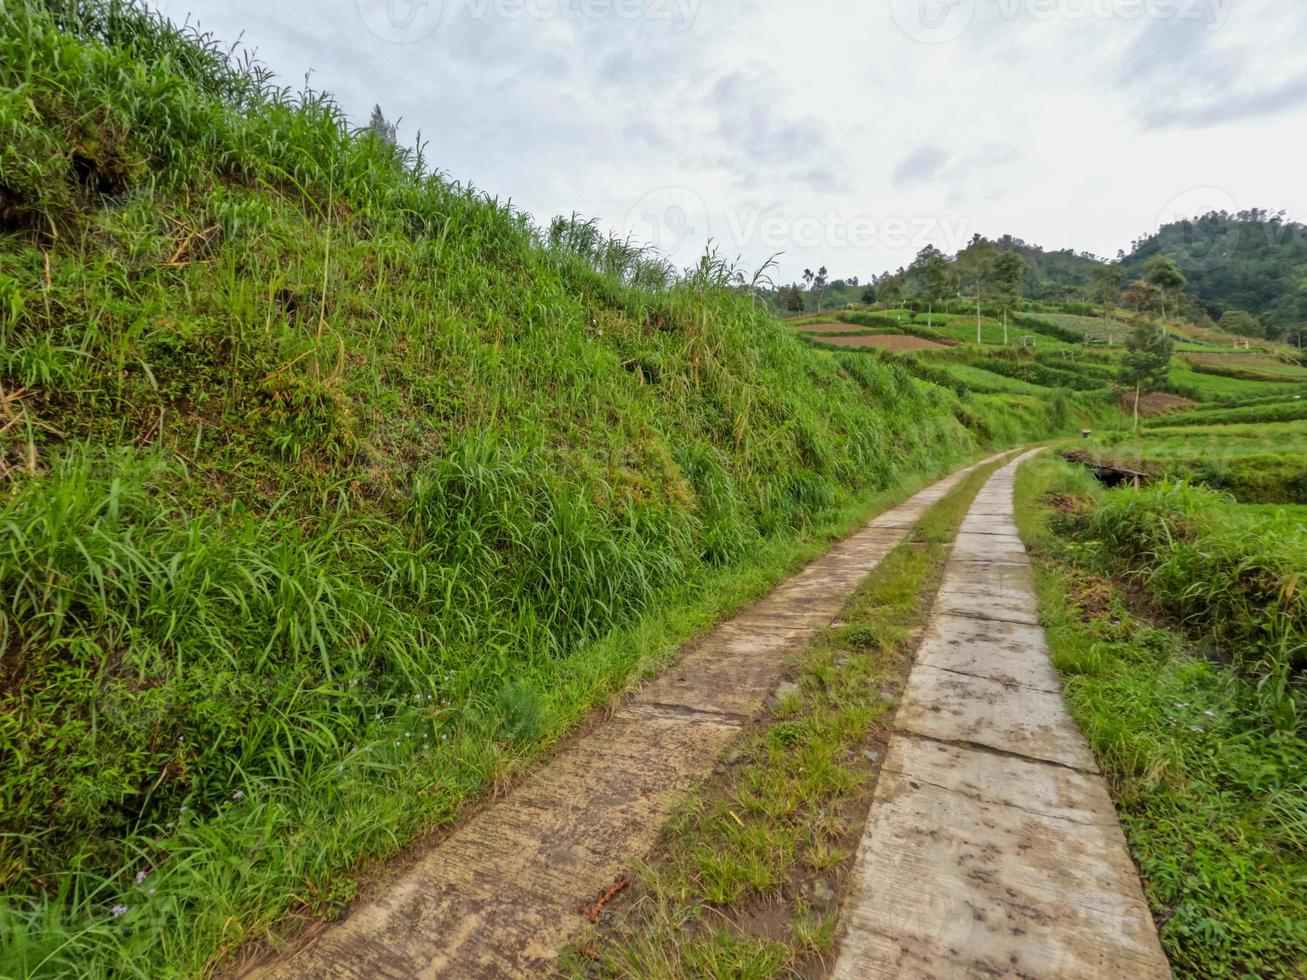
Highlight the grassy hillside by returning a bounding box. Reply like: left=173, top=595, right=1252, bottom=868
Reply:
left=0, top=4, right=1091, bottom=975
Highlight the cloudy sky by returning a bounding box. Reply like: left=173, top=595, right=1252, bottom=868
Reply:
left=149, top=0, right=1307, bottom=283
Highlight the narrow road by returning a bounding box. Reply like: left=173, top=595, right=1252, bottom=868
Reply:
left=832, top=452, right=1172, bottom=979
left=246, top=456, right=1008, bottom=979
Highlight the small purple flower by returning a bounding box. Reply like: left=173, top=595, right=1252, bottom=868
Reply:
left=111, top=905, right=129, bottom=918
left=135, top=871, right=148, bottom=885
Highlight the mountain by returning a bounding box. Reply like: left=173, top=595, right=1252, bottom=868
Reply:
left=991, top=235, right=1108, bottom=302
left=1121, top=210, right=1307, bottom=340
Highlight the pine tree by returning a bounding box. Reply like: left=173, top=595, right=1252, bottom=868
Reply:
left=1118, top=323, right=1174, bottom=431
left=366, top=104, right=399, bottom=148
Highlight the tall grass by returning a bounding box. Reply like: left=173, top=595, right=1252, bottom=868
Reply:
left=1072, top=481, right=1306, bottom=726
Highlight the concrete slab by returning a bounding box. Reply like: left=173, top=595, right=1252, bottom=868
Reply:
left=951, top=531, right=1030, bottom=562
left=834, top=739, right=1171, bottom=980
left=934, top=588, right=1042, bottom=626
left=939, top=560, right=1034, bottom=596
left=915, top=614, right=1062, bottom=693
left=897, top=664, right=1098, bottom=772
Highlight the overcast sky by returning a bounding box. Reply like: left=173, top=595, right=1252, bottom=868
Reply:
left=149, top=0, right=1307, bottom=283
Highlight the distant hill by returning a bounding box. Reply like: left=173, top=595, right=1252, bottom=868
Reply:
left=991, top=235, right=1107, bottom=302
left=1121, top=211, right=1307, bottom=340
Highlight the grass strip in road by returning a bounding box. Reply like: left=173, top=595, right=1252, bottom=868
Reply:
left=560, top=455, right=1013, bottom=979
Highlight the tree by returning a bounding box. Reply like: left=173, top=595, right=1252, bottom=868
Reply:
left=956, top=235, right=998, bottom=343
left=908, top=245, right=951, bottom=329
left=802, top=266, right=830, bottom=313
left=1219, top=309, right=1261, bottom=338
left=860, top=284, right=876, bottom=305
left=1118, top=322, right=1175, bottom=431
left=991, top=250, right=1027, bottom=344
left=1091, top=265, right=1124, bottom=342
left=1122, top=278, right=1161, bottom=317
left=366, top=103, right=399, bottom=147
left=1145, top=255, right=1187, bottom=325
left=775, top=284, right=805, bottom=313
left=877, top=272, right=904, bottom=310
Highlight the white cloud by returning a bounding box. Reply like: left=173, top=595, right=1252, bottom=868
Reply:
left=149, top=0, right=1307, bottom=281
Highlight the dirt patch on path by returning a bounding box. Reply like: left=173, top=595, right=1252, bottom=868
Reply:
left=242, top=458, right=1005, bottom=980
left=816, top=334, right=948, bottom=351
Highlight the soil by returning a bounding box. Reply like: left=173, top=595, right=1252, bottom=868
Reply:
left=1122, top=392, right=1198, bottom=417
left=815, top=334, right=948, bottom=351
left=793, top=321, right=869, bottom=333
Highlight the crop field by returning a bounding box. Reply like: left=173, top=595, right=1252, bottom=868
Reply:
left=1184, top=352, right=1307, bottom=381
left=1080, top=420, right=1307, bottom=503
left=807, top=333, right=947, bottom=351
left=1027, top=312, right=1129, bottom=344
left=919, top=361, right=1052, bottom=395
left=917, top=313, right=1073, bottom=349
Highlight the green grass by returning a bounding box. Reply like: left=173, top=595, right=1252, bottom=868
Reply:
left=1015, top=456, right=1307, bottom=979
left=1027, top=312, right=1129, bottom=345
left=562, top=455, right=1013, bottom=979
left=1184, top=353, right=1307, bottom=383
left=1238, top=502, right=1307, bottom=523
left=916, top=312, right=1072, bottom=349
left=1145, top=397, right=1307, bottom=428
left=1167, top=365, right=1307, bottom=403
left=920, top=361, right=1051, bottom=395
left=1079, top=421, right=1307, bottom=503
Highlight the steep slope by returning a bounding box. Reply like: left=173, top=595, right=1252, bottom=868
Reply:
left=0, top=4, right=1066, bottom=975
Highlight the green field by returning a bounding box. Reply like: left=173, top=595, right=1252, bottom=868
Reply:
left=1027, top=312, right=1129, bottom=344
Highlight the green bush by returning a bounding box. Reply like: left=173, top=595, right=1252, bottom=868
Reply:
left=1084, top=481, right=1307, bottom=691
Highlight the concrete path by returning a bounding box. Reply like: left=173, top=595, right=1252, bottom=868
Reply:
left=246, top=455, right=1008, bottom=980
left=832, top=452, right=1172, bottom=980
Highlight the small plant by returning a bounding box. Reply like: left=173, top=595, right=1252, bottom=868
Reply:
left=842, top=625, right=878, bottom=650
left=489, top=681, right=550, bottom=744
left=770, top=722, right=805, bottom=747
